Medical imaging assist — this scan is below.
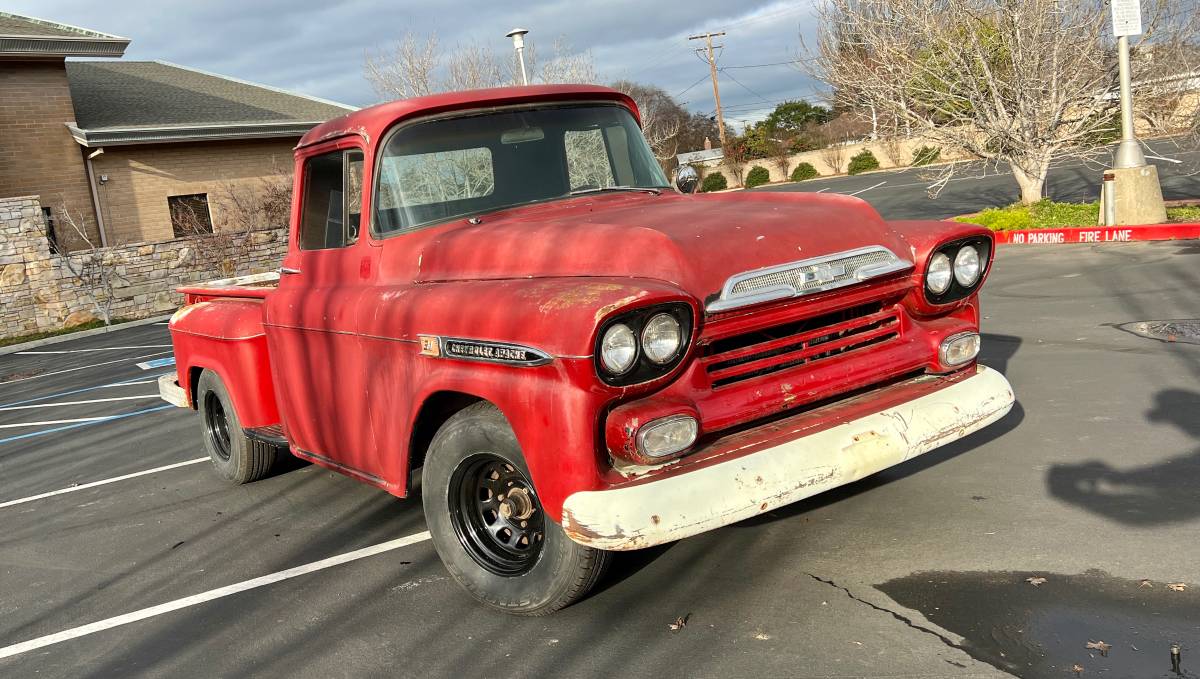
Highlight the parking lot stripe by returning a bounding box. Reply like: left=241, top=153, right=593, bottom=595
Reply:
left=0, top=458, right=209, bottom=509
left=0, top=530, right=433, bottom=660
left=0, top=375, right=165, bottom=409
left=0, top=405, right=175, bottom=445
left=15, top=345, right=172, bottom=354
left=136, top=357, right=176, bottom=370
left=0, top=395, right=159, bottom=412
left=0, top=351, right=172, bottom=385
left=0, top=416, right=110, bottom=429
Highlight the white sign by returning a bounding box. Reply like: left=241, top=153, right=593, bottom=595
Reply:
left=1111, top=0, right=1142, bottom=37
left=677, top=148, right=724, bottom=165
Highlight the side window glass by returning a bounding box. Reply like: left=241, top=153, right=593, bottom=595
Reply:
left=565, top=129, right=615, bottom=191
left=300, top=149, right=363, bottom=250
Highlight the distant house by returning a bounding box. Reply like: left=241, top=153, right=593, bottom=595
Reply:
left=0, top=11, right=354, bottom=250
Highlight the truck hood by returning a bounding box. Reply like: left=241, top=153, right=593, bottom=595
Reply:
left=415, top=192, right=913, bottom=301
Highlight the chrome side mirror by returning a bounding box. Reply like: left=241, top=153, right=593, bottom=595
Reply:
left=675, top=165, right=699, bottom=194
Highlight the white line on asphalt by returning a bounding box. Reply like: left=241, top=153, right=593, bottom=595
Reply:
left=0, top=416, right=110, bottom=429
left=0, top=530, right=433, bottom=660
left=815, top=188, right=829, bottom=193
left=0, top=458, right=209, bottom=509
left=15, top=345, right=172, bottom=355
left=0, top=395, right=158, bottom=412
left=848, top=181, right=887, bottom=196
left=0, top=351, right=172, bottom=385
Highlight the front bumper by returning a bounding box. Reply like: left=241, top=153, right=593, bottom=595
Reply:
left=158, top=373, right=189, bottom=408
left=561, top=364, right=1014, bottom=550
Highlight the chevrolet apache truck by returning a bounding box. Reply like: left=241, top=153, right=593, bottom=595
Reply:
left=160, top=84, right=1015, bottom=615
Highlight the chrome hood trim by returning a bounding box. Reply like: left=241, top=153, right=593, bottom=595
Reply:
left=706, top=246, right=912, bottom=313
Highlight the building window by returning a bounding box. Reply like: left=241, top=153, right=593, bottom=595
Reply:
left=42, top=206, right=60, bottom=254
left=169, top=194, right=213, bottom=237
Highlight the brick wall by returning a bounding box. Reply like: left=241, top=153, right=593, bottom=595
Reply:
left=91, top=139, right=298, bottom=244
left=0, top=60, right=99, bottom=248
left=0, top=195, right=287, bottom=339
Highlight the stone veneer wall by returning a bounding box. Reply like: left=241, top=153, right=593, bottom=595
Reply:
left=0, top=195, right=287, bottom=339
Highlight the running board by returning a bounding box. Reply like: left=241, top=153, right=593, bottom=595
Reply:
left=244, top=424, right=288, bottom=448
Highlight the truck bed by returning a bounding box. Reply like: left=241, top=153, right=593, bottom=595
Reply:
left=177, top=271, right=279, bottom=304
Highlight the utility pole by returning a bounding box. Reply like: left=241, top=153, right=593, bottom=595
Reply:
left=689, top=31, right=727, bottom=149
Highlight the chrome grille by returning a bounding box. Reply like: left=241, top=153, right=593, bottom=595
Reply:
left=708, top=246, right=911, bottom=313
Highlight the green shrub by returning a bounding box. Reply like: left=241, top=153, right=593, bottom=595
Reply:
left=957, top=205, right=1033, bottom=231
left=847, top=150, right=880, bottom=175
left=745, top=165, right=771, bottom=189
left=1167, top=205, right=1200, bottom=222
left=700, top=172, right=728, bottom=193
left=790, top=162, right=819, bottom=182
left=1030, top=199, right=1097, bottom=227
left=911, top=146, right=941, bottom=167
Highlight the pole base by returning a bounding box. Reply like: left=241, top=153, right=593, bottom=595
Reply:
left=1113, top=140, right=1146, bottom=169
left=1104, top=165, right=1167, bottom=226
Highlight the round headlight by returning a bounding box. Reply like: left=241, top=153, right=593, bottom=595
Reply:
left=927, top=253, right=952, bottom=295
left=953, top=245, right=982, bottom=286
left=641, top=313, right=683, bottom=364
left=600, top=323, right=637, bottom=374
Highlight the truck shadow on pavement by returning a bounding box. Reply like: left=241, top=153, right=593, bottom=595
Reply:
left=1047, top=388, right=1200, bottom=526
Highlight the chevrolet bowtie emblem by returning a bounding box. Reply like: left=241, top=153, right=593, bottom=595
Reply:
left=802, top=263, right=847, bottom=284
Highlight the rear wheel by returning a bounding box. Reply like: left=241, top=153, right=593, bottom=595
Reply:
left=196, top=370, right=278, bottom=484
left=423, top=402, right=609, bottom=615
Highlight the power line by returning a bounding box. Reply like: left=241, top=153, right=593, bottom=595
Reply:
left=720, top=68, right=773, bottom=104
left=675, top=73, right=712, bottom=98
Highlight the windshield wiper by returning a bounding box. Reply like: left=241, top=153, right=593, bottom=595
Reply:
left=568, top=186, right=663, bottom=196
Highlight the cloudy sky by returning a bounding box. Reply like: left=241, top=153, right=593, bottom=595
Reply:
left=9, top=0, right=826, bottom=134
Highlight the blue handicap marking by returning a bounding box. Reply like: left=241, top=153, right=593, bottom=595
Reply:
left=137, top=357, right=176, bottom=370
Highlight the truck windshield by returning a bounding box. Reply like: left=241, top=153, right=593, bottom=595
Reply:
left=373, top=104, right=670, bottom=235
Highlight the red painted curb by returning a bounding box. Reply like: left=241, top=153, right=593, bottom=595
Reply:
left=989, top=223, right=1200, bottom=245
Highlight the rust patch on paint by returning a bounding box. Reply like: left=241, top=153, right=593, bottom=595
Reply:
left=538, top=282, right=627, bottom=314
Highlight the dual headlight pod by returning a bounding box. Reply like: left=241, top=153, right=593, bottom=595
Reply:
left=597, top=303, right=693, bottom=385
left=924, top=237, right=991, bottom=303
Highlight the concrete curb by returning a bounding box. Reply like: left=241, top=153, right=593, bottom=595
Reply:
left=0, top=314, right=173, bottom=357
left=988, top=222, right=1200, bottom=246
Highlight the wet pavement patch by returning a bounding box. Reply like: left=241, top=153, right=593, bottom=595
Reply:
left=878, top=570, right=1200, bottom=678
left=1119, top=320, right=1200, bottom=345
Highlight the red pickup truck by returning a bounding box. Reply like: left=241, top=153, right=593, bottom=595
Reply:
left=160, top=84, right=1014, bottom=615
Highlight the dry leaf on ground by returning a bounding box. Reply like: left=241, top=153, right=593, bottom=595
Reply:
left=1086, top=640, right=1111, bottom=656
left=1166, top=582, right=1187, bottom=592
left=1025, top=576, right=1047, bottom=586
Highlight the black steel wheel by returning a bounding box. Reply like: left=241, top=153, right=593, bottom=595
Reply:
left=203, top=391, right=233, bottom=462
left=196, top=370, right=280, bottom=484
left=423, top=402, right=610, bottom=615
left=449, top=453, right=545, bottom=576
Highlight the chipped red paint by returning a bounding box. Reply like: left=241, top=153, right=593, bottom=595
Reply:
left=167, top=85, right=1002, bottom=524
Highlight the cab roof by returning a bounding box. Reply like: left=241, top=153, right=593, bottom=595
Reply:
left=297, top=84, right=639, bottom=150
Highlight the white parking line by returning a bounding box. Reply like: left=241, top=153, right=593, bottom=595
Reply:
left=0, top=530, right=433, bottom=660
left=0, top=416, right=109, bottom=429
left=16, top=346, right=172, bottom=355
left=847, top=181, right=888, bottom=196
left=0, top=395, right=159, bottom=412
left=0, top=351, right=172, bottom=385
left=0, top=458, right=208, bottom=509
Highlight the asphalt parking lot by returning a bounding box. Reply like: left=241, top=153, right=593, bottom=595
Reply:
left=2, top=241, right=1199, bottom=679
left=753, top=139, right=1200, bottom=220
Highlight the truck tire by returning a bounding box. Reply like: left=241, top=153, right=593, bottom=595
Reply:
left=196, top=370, right=277, bottom=484
left=422, top=402, right=610, bottom=615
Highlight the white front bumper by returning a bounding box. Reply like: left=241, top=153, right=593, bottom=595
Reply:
left=561, top=365, right=1015, bottom=551
left=157, top=373, right=189, bottom=408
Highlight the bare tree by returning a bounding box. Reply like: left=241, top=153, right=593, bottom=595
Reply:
left=56, top=201, right=119, bottom=326
left=365, top=33, right=599, bottom=100
left=878, top=134, right=907, bottom=167
left=818, top=142, right=848, bottom=175
left=810, top=0, right=1199, bottom=204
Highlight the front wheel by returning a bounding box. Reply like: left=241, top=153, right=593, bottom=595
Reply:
left=422, top=403, right=609, bottom=615
left=196, top=370, right=279, bottom=484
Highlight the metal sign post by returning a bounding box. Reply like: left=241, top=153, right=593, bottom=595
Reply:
left=1111, top=0, right=1145, bottom=168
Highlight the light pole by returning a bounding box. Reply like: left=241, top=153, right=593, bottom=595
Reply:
left=1113, top=33, right=1146, bottom=169
left=506, top=28, right=530, bottom=86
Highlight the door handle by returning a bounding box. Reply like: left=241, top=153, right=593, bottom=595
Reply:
left=279, top=266, right=301, bottom=275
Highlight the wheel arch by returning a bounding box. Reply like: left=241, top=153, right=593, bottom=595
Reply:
left=407, top=390, right=487, bottom=482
